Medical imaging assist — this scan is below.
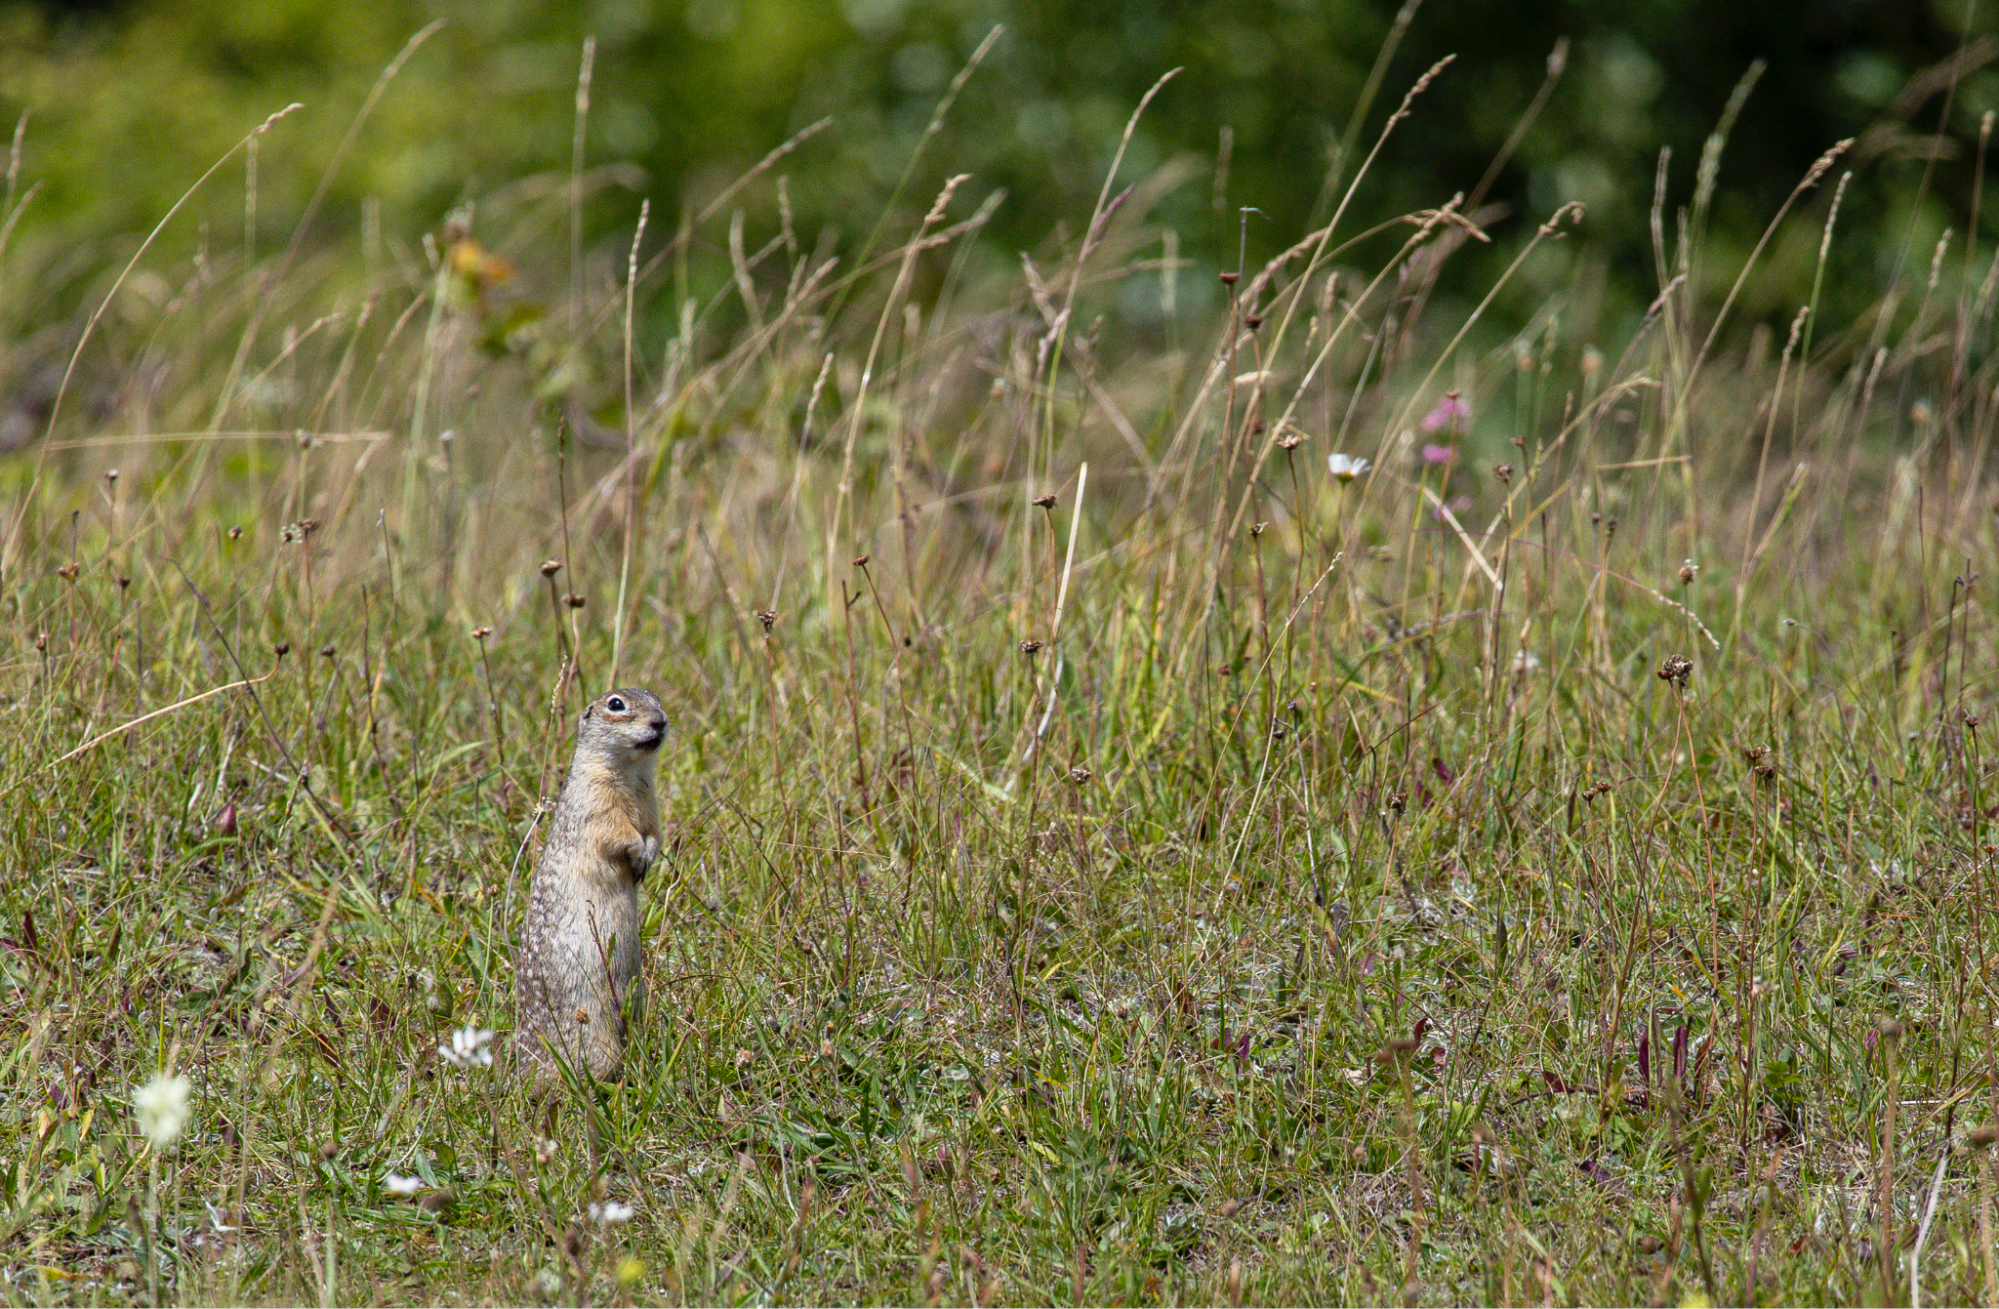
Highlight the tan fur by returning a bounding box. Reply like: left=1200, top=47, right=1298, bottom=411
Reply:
left=514, top=687, right=668, bottom=1083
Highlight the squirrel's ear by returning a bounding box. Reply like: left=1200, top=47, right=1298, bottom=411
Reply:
left=583, top=704, right=594, bottom=719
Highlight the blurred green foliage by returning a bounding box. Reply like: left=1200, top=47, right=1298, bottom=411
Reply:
left=0, top=0, right=1989, bottom=340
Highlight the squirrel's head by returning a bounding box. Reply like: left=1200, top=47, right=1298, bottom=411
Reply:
left=577, top=687, right=669, bottom=765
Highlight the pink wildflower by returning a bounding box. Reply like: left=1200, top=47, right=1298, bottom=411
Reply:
left=1420, top=393, right=1468, bottom=433
left=1421, top=443, right=1456, bottom=466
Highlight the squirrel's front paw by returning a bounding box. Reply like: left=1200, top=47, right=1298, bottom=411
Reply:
left=628, top=834, right=659, bottom=882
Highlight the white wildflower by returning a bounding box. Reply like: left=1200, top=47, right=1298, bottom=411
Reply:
left=438, top=1024, right=495, bottom=1070
left=1327, top=452, right=1370, bottom=482
left=383, top=1172, right=423, bottom=1197
left=133, top=1072, right=191, bottom=1149
left=589, top=1199, right=636, bottom=1225
left=1511, top=650, right=1542, bottom=674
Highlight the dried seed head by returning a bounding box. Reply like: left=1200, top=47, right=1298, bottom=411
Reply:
left=1494, top=463, right=1514, bottom=483
left=1679, top=560, right=1699, bottom=585
left=105, top=467, right=119, bottom=484
left=1277, top=433, right=1302, bottom=450
left=319, top=644, right=335, bottom=659
left=1657, top=654, right=1693, bottom=689
left=1243, top=314, right=1264, bottom=330
left=117, top=575, right=130, bottom=592
left=539, top=558, right=562, bottom=578
left=1019, top=639, right=1044, bottom=656
left=1218, top=270, right=1240, bottom=286
left=228, top=526, right=243, bottom=540
left=852, top=554, right=871, bottom=568
left=274, top=641, right=291, bottom=658
left=1753, top=763, right=1777, bottom=780
left=1387, top=791, right=1407, bottom=816
left=1249, top=522, right=1266, bottom=537
left=472, top=625, right=493, bottom=640
left=56, top=562, right=79, bottom=580
left=563, top=593, right=586, bottom=610
left=1743, top=746, right=1767, bottom=763
left=756, top=608, right=777, bottom=634
left=35, top=632, right=48, bottom=652
left=1032, top=494, right=1057, bottom=509
left=1069, top=766, right=1092, bottom=785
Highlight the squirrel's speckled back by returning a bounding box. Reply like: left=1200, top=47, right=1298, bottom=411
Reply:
left=515, top=687, right=668, bottom=1083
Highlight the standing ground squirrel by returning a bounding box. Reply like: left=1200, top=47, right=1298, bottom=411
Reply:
left=516, top=687, right=668, bottom=1082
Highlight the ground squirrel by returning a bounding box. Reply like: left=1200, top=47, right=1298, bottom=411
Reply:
left=516, top=687, right=668, bottom=1082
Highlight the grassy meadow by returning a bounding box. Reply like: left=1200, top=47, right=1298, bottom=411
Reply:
left=4, top=44, right=1999, bottom=1308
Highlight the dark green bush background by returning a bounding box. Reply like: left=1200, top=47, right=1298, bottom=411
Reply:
left=0, top=0, right=1987, bottom=340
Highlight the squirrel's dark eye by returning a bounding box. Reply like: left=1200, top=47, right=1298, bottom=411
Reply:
left=606, top=696, right=627, bottom=713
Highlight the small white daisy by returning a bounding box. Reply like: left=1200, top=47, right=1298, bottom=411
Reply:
left=1327, top=453, right=1371, bottom=482
left=133, top=1072, right=191, bottom=1149
left=438, top=1024, right=495, bottom=1070
left=588, top=1199, right=636, bottom=1225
